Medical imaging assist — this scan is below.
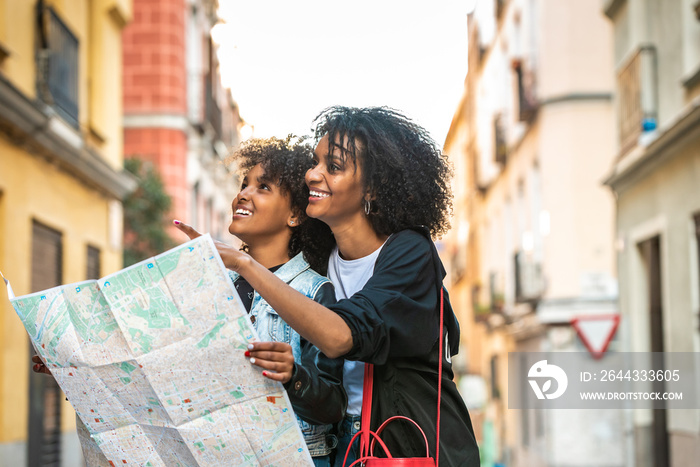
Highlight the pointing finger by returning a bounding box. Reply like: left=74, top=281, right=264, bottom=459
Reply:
left=173, top=220, right=202, bottom=240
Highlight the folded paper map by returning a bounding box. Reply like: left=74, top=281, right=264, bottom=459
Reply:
left=2, top=235, right=312, bottom=466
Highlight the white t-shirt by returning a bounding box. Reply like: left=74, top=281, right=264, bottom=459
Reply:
left=327, top=241, right=387, bottom=416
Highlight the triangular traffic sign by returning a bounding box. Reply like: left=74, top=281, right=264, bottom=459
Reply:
left=571, top=314, right=620, bottom=359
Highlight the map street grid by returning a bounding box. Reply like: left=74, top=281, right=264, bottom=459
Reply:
left=2, top=235, right=312, bottom=466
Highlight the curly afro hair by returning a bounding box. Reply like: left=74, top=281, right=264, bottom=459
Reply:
left=226, top=135, right=335, bottom=274
left=312, top=106, right=453, bottom=239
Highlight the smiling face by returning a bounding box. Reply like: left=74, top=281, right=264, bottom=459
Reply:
left=229, top=164, right=296, bottom=247
left=305, top=134, right=368, bottom=231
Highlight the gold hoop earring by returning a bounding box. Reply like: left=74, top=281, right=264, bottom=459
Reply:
left=364, top=199, right=371, bottom=216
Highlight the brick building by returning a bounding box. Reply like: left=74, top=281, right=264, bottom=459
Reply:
left=443, top=0, right=620, bottom=465
left=0, top=1, right=135, bottom=465
left=122, top=0, right=242, bottom=246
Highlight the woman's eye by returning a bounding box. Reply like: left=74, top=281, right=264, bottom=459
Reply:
left=328, top=160, right=342, bottom=172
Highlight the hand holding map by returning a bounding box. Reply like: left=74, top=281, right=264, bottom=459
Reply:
left=3, top=235, right=312, bottom=466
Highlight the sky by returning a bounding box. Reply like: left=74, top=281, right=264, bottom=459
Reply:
left=213, top=0, right=475, bottom=147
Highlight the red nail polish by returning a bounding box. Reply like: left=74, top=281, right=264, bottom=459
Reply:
left=244, top=350, right=250, bottom=357
left=262, top=371, right=267, bottom=377
left=174, top=220, right=180, bottom=225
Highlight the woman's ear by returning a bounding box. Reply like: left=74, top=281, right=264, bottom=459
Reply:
left=288, top=213, right=300, bottom=228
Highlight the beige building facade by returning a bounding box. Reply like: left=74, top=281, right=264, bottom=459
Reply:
left=603, top=1, right=700, bottom=466
left=0, top=1, right=134, bottom=465
left=444, top=0, right=622, bottom=465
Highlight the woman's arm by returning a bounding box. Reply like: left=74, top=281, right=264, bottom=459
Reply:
left=284, top=336, right=347, bottom=424
left=247, top=282, right=348, bottom=424
left=174, top=220, right=353, bottom=358
left=324, top=229, right=442, bottom=364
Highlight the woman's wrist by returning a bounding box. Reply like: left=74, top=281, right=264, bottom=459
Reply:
left=220, top=247, right=250, bottom=272
left=282, top=363, right=298, bottom=388
left=232, top=252, right=253, bottom=274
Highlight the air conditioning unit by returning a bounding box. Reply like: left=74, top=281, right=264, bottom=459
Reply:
left=514, top=251, right=545, bottom=302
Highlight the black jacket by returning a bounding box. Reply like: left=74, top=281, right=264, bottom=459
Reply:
left=285, top=282, right=348, bottom=425
left=330, top=229, right=480, bottom=466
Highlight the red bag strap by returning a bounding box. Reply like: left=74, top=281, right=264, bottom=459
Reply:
left=436, top=286, right=444, bottom=465
left=360, top=362, right=375, bottom=458
left=359, top=287, right=445, bottom=462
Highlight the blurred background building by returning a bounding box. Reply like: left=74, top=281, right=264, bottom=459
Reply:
left=122, top=0, right=243, bottom=246
left=1, top=1, right=699, bottom=466
left=0, top=1, right=135, bottom=465
left=443, top=1, right=700, bottom=467
left=444, top=0, right=624, bottom=465
left=0, top=0, right=242, bottom=465
left=604, top=0, right=700, bottom=465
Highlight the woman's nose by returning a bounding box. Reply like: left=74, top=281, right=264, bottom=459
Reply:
left=306, top=166, right=322, bottom=183
left=238, top=186, right=254, bottom=200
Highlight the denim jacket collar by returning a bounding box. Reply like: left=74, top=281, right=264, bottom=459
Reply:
left=229, top=252, right=309, bottom=285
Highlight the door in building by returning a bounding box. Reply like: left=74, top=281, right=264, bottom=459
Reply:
left=639, top=235, right=669, bottom=467
left=28, top=221, right=63, bottom=467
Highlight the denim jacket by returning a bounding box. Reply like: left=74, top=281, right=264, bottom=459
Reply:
left=229, top=253, right=346, bottom=457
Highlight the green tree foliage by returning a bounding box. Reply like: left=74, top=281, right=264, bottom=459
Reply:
left=123, top=158, right=176, bottom=266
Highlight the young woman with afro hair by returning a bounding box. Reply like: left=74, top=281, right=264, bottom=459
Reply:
left=36, top=136, right=345, bottom=465
left=176, top=107, right=480, bottom=466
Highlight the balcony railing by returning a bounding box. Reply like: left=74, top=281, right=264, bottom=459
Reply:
left=39, top=7, right=79, bottom=128
left=617, top=46, right=657, bottom=155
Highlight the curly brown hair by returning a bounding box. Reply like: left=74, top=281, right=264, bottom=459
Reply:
left=312, top=106, right=453, bottom=239
left=226, top=135, right=335, bottom=274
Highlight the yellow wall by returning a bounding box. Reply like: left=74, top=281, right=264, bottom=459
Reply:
left=47, top=0, right=130, bottom=168
left=0, top=141, right=123, bottom=442
left=0, top=0, right=37, bottom=98
left=0, top=0, right=132, bottom=448
left=0, top=0, right=131, bottom=166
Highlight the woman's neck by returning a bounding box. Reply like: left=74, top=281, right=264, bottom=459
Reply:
left=331, top=220, right=388, bottom=260
left=244, top=235, right=292, bottom=269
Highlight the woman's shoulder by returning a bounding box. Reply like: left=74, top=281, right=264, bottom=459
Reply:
left=380, top=228, right=433, bottom=257
left=300, top=267, right=331, bottom=286
left=291, top=259, right=331, bottom=285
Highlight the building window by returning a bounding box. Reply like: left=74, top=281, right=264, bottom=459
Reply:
left=490, top=355, right=500, bottom=399
left=29, top=221, right=63, bottom=467
left=37, top=5, right=79, bottom=128
left=205, top=198, right=213, bottom=234
left=513, top=59, right=538, bottom=122
left=616, top=46, right=657, bottom=155
left=191, top=182, right=200, bottom=229
left=494, top=114, right=507, bottom=165
left=495, top=0, right=507, bottom=20
left=205, top=37, right=222, bottom=139
left=86, top=245, right=101, bottom=280
left=514, top=251, right=544, bottom=303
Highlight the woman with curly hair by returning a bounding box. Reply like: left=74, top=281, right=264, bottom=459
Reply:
left=176, top=108, right=480, bottom=466
left=35, top=136, right=345, bottom=466
left=185, top=135, right=344, bottom=465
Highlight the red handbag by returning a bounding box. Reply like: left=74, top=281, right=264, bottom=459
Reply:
left=342, top=288, right=445, bottom=467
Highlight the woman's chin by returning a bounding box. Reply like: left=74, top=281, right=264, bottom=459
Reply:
left=228, top=223, right=246, bottom=239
